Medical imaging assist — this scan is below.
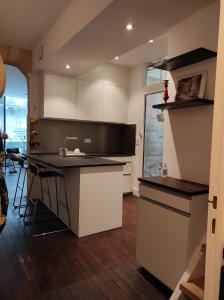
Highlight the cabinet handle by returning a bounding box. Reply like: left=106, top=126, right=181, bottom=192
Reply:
left=212, top=218, right=216, bottom=234
left=208, top=196, right=217, bottom=209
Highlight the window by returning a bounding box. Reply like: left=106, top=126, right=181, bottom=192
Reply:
left=145, top=64, right=167, bottom=86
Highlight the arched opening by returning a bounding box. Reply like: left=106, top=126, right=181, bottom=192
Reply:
left=1, top=64, right=28, bottom=152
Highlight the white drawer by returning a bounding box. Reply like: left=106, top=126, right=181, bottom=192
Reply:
left=102, top=156, right=132, bottom=163
left=139, top=184, right=191, bottom=214
left=123, top=162, right=132, bottom=175
left=123, top=175, right=131, bottom=194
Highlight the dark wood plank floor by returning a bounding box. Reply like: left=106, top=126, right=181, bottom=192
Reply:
left=0, top=170, right=168, bottom=300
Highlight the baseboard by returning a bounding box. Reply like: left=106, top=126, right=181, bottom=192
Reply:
left=133, top=187, right=139, bottom=197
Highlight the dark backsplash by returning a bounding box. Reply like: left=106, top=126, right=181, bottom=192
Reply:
left=30, top=119, right=136, bottom=155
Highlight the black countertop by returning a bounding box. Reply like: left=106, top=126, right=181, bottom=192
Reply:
left=138, top=176, right=209, bottom=196
left=29, top=151, right=134, bottom=157
left=24, top=153, right=125, bottom=169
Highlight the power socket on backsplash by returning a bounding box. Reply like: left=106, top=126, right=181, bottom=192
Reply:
left=84, top=138, right=92, bottom=143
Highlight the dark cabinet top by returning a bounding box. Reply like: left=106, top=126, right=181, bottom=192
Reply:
left=138, top=176, right=209, bottom=196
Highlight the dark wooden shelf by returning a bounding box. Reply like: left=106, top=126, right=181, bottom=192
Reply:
left=157, top=48, right=217, bottom=71
left=138, top=176, right=209, bottom=196
left=152, top=98, right=214, bottom=110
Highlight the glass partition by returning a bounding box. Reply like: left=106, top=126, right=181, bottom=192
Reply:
left=143, top=92, right=164, bottom=177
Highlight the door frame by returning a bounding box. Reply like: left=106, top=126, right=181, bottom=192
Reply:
left=205, top=1, right=224, bottom=299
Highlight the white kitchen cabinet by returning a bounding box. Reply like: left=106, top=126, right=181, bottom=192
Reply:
left=102, top=84, right=127, bottom=123
left=42, top=73, right=76, bottom=119
left=76, top=79, right=102, bottom=121
left=102, top=156, right=132, bottom=194
left=136, top=178, right=208, bottom=289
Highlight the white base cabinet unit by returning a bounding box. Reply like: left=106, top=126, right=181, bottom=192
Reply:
left=136, top=176, right=209, bottom=290
left=27, top=154, right=124, bottom=237
left=101, top=156, right=133, bottom=194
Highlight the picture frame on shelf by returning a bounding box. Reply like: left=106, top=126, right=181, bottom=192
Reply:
left=175, top=71, right=207, bottom=101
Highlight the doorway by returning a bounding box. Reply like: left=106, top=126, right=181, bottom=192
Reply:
left=143, top=92, right=164, bottom=177
left=0, top=65, right=28, bottom=197
left=0, top=65, right=28, bottom=152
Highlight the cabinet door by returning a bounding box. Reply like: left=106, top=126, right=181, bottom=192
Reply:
left=76, top=80, right=102, bottom=121
left=102, top=84, right=127, bottom=123
left=136, top=197, right=189, bottom=289
left=44, top=73, right=76, bottom=119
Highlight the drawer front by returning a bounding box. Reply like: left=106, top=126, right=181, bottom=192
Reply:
left=123, top=175, right=131, bottom=194
left=136, top=197, right=189, bottom=289
left=102, top=156, right=132, bottom=163
left=123, top=162, right=132, bottom=175
left=139, top=184, right=191, bottom=214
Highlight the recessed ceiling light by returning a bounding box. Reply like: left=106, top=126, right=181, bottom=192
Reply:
left=126, top=23, right=134, bottom=31
left=65, top=64, right=70, bottom=69
left=148, top=39, right=154, bottom=43
left=115, top=56, right=119, bottom=60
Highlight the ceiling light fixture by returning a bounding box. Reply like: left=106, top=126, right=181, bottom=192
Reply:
left=148, top=39, right=154, bottom=43
left=115, top=56, right=119, bottom=60
left=126, top=23, right=134, bottom=31
left=65, top=64, right=70, bottom=69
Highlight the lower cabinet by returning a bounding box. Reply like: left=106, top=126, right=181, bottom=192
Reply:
left=136, top=182, right=208, bottom=290
left=101, top=156, right=132, bottom=194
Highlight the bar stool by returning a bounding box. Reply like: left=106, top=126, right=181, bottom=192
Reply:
left=13, top=157, right=45, bottom=217
left=23, top=163, right=71, bottom=236
left=13, top=156, right=28, bottom=210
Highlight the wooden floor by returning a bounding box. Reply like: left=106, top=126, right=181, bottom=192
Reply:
left=0, top=171, right=168, bottom=300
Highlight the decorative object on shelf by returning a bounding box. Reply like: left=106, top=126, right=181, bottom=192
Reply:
left=31, top=130, right=39, bottom=135
left=175, top=71, right=207, bottom=101
left=163, top=80, right=169, bottom=104
left=30, top=141, right=40, bottom=147
left=30, top=117, right=39, bottom=124
left=0, top=54, right=6, bottom=97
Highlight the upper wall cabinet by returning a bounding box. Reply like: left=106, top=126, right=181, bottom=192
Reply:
left=102, top=84, right=127, bottom=123
left=76, top=80, right=102, bottom=121
left=42, top=73, right=76, bottom=119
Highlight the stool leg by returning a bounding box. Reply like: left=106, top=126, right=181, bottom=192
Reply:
left=40, top=178, right=44, bottom=203
left=13, top=166, right=22, bottom=208
left=18, top=168, right=27, bottom=216
left=31, top=198, right=38, bottom=235
left=55, top=177, right=59, bottom=217
left=63, top=177, right=71, bottom=228
left=23, top=174, right=34, bottom=223
left=47, top=179, right=52, bottom=209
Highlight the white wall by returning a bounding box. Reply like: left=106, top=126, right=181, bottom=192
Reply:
left=78, top=63, right=129, bottom=88
left=127, top=1, right=220, bottom=194
left=164, top=1, right=219, bottom=185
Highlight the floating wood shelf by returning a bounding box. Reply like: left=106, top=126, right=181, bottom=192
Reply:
left=157, top=48, right=217, bottom=71
left=152, top=98, right=214, bottom=110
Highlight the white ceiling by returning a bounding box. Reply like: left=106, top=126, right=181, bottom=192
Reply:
left=111, top=34, right=168, bottom=68
left=0, top=0, right=72, bottom=49
left=35, top=0, right=217, bottom=75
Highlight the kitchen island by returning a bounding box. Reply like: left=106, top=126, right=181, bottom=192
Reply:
left=25, top=153, right=125, bottom=237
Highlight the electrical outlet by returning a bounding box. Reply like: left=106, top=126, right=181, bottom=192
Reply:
left=84, top=138, right=92, bottom=143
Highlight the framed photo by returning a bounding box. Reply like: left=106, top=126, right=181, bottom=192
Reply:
left=175, top=71, right=207, bottom=101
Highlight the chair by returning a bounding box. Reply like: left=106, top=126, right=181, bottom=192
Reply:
left=23, top=163, right=70, bottom=236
